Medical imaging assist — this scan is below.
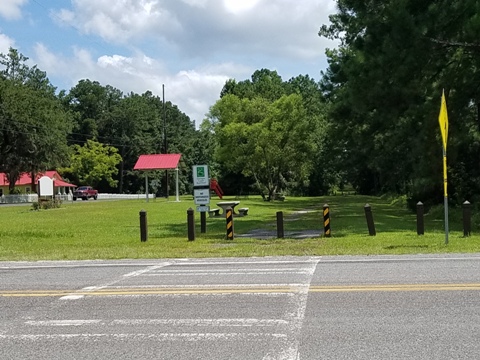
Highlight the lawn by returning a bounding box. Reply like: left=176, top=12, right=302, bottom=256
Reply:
left=0, top=194, right=479, bottom=261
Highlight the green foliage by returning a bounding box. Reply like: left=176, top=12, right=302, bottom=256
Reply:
left=213, top=69, right=330, bottom=196
left=210, top=94, right=315, bottom=199
left=31, top=198, right=62, bottom=211
left=0, top=49, right=71, bottom=193
left=31, top=202, right=40, bottom=211
left=319, top=0, right=480, bottom=204
left=61, top=140, right=122, bottom=187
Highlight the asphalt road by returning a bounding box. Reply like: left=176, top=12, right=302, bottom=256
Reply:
left=1, top=254, right=480, bottom=359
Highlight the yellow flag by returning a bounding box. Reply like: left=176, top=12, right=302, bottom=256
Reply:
left=438, top=90, right=448, bottom=150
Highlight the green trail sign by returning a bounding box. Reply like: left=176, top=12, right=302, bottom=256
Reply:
left=193, top=165, right=209, bottom=187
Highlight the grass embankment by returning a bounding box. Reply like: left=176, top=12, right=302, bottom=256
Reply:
left=0, top=195, right=479, bottom=261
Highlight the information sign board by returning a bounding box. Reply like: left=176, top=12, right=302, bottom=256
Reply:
left=193, top=165, right=209, bottom=187
left=194, top=188, right=210, bottom=205
left=38, top=176, right=54, bottom=196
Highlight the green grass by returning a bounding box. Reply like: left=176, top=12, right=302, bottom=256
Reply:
left=0, top=194, right=479, bottom=261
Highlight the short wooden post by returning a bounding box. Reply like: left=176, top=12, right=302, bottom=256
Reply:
left=200, top=211, right=206, bottom=233
left=364, top=204, right=376, bottom=236
left=416, top=201, right=424, bottom=235
left=187, top=208, right=195, bottom=241
left=463, top=200, right=471, bottom=237
left=323, top=204, right=331, bottom=237
left=226, top=207, right=234, bottom=240
left=139, top=210, right=148, bottom=242
left=276, top=211, right=284, bottom=239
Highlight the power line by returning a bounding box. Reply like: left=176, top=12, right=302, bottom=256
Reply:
left=0, top=115, right=129, bottom=146
left=0, top=123, right=128, bottom=148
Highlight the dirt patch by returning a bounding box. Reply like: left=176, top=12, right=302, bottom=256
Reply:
left=237, top=208, right=322, bottom=239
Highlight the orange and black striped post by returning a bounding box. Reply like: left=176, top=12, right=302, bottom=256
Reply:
left=323, top=204, right=331, bottom=237
left=226, top=207, right=234, bottom=240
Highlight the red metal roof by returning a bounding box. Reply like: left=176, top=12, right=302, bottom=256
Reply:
left=53, top=179, right=76, bottom=187
left=0, top=171, right=76, bottom=187
left=134, top=154, right=181, bottom=170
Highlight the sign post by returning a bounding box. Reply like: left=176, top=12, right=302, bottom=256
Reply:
left=438, top=90, right=449, bottom=245
left=193, top=165, right=210, bottom=233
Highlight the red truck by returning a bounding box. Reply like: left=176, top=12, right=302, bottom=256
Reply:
left=73, top=186, right=98, bottom=201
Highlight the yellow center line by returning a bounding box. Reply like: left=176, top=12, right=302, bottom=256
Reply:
left=309, top=283, right=480, bottom=292
left=1, top=284, right=480, bottom=297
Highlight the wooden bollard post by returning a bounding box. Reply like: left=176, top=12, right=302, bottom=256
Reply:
left=323, top=204, right=331, bottom=237
left=139, top=209, right=148, bottom=242
left=226, top=207, right=234, bottom=240
left=364, top=204, right=376, bottom=236
left=463, top=200, right=471, bottom=237
left=187, top=208, right=195, bottom=241
left=200, top=211, right=206, bottom=234
left=276, top=211, right=284, bottom=239
left=416, top=201, right=424, bottom=235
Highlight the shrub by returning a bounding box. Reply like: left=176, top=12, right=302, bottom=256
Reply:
left=34, top=198, right=62, bottom=210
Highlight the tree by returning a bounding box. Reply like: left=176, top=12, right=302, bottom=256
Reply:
left=209, top=94, right=313, bottom=200
left=319, top=0, right=480, bottom=204
left=220, top=68, right=286, bottom=101
left=0, top=48, right=30, bottom=82
left=60, top=140, right=122, bottom=188
left=0, top=47, right=56, bottom=95
left=97, top=91, right=198, bottom=195
left=61, top=79, right=123, bottom=144
left=217, top=69, right=330, bottom=195
left=0, top=48, right=71, bottom=193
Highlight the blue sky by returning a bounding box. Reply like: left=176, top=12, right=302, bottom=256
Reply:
left=0, top=0, right=338, bottom=125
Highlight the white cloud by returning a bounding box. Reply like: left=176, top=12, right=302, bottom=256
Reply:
left=0, top=33, right=16, bottom=54
left=33, top=44, right=250, bottom=124
left=223, top=0, right=260, bottom=14
left=0, top=0, right=27, bottom=20
left=52, top=0, right=181, bottom=44
left=52, top=0, right=336, bottom=62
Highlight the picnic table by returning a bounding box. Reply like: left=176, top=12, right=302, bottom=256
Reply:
left=216, top=201, right=240, bottom=215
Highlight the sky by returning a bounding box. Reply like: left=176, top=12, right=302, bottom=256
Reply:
left=0, top=0, right=338, bottom=126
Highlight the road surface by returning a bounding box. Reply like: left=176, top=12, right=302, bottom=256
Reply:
left=1, top=254, right=480, bottom=359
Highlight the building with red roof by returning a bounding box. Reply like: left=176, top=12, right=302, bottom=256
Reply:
left=0, top=171, right=76, bottom=196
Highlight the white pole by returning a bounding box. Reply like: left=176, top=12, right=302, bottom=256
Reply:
left=176, top=167, right=180, bottom=202
left=145, top=173, right=149, bottom=203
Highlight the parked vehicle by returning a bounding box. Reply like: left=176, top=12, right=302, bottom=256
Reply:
left=73, top=186, right=98, bottom=201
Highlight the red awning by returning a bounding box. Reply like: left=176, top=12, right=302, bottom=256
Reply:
left=134, top=154, right=181, bottom=170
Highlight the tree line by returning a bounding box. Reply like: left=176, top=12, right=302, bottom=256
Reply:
left=0, top=48, right=202, bottom=196
left=0, top=48, right=331, bottom=200
left=318, top=0, right=480, bottom=209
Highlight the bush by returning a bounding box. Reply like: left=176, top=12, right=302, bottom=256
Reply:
left=32, top=198, right=63, bottom=210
